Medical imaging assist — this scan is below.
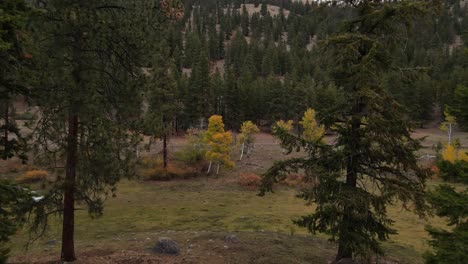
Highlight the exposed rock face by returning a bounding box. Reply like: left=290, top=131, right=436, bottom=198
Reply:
left=153, top=237, right=180, bottom=255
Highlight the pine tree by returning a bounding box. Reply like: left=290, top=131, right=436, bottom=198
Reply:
left=449, top=85, right=468, bottom=130
left=187, top=49, right=212, bottom=127
left=0, top=180, right=32, bottom=263
left=0, top=1, right=32, bottom=262
left=260, top=1, right=433, bottom=261
left=143, top=40, right=181, bottom=168
left=0, top=0, right=30, bottom=162
left=424, top=185, right=468, bottom=264
left=241, top=4, right=250, bottom=36
left=29, top=1, right=162, bottom=261
left=260, top=2, right=268, bottom=17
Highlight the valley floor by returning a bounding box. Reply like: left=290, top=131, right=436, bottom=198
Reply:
left=5, top=128, right=468, bottom=264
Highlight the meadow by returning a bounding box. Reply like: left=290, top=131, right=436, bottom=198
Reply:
left=5, top=129, right=468, bottom=263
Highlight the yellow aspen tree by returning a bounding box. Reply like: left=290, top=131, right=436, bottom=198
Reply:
left=204, top=115, right=234, bottom=175
left=442, top=144, right=456, bottom=163
left=458, top=150, right=468, bottom=162
left=440, top=111, right=457, bottom=145
left=274, top=120, right=294, bottom=133
left=239, top=121, right=260, bottom=160
left=300, top=108, right=325, bottom=142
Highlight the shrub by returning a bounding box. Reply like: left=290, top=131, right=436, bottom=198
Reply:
left=283, top=174, right=305, bottom=187
left=238, top=173, right=262, bottom=190
left=436, top=160, right=468, bottom=184
left=140, top=155, right=162, bottom=168
left=16, top=170, right=48, bottom=184
left=174, top=129, right=206, bottom=165
left=143, top=164, right=200, bottom=181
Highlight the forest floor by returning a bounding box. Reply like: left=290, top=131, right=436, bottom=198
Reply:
left=4, top=128, right=468, bottom=264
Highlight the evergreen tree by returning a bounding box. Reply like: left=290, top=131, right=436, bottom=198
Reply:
left=0, top=180, right=32, bottom=263
left=0, top=1, right=32, bottom=262
left=30, top=1, right=162, bottom=261
left=187, top=49, right=211, bottom=126
left=449, top=85, right=468, bottom=130
left=260, top=2, right=268, bottom=17
left=260, top=1, right=433, bottom=261
left=241, top=4, right=249, bottom=36
left=424, top=185, right=468, bottom=264
left=143, top=41, right=181, bottom=168
left=0, top=0, right=30, bottom=162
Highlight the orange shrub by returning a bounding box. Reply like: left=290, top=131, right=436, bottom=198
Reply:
left=238, top=173, right=262, bottom=190
left=17, top=170, right=48, bottom=184
left=283, top=174, right=305, bottom=187
left=143, top=164, right=200, bottom=181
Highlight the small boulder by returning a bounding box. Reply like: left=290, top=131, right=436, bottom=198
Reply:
left=224, top=235, right=240, bottom=244
left=153, top=237, right=180, bottom=255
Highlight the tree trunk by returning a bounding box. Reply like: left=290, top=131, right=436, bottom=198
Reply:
left=61, top=29, right=82, bottom=261
left=3, top=101, right=8, bottom=155
left=448, top=123, right=452, bottom=145
left=336, top=117, right=360, bottom=262
left=61, top=113, right=78, bottom=262
left=163, top=134, right=168, bottom=168
left=216, top=163, right=220, bottom=175
left=240, top=142, right=245, bottom=160
left=207, top=160, right=212, bottom=175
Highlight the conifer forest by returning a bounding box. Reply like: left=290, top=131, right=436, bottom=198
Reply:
left=1, top=0, right=467, bottom=263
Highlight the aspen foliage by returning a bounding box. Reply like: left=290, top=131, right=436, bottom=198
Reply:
left=239, top=121, right=260, bottom=145
left=274, top=120, right=294, bottom=133
left=299, top=108, right=325, bottom=142
left=204, top=115, right=234, bottom=171
left=238, top=121, right=260, bottom=160
left=459, top=150, right=468, bottom=162
left=442, top=144, right=457, bottom=163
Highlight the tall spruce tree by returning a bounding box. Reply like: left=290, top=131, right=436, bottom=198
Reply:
left=30, top=1, right=162, bottom=261
left=0, top=2, right=32, bottom=261
left=424, top=185, right=468, bottom=264
left=0, top=0, right=30, bottom=162
left=260, top=0, right=434, bottom=261
left=143, top=40, right=181, bottom=168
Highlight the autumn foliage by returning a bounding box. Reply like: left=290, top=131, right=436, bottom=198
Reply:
left=204, top=115, right=234, bottom=174
left=239, top=121, right=260, bottom=160
left=238, top=173, right=262, bottom=190
left=17, top=170, right=48, bottom=184
left=300, top=108, right=325, bottom=142
left=437, top=144, right=468, bottom=184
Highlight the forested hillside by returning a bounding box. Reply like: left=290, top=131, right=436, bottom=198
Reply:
left=160, top=0, right=467, bottom=130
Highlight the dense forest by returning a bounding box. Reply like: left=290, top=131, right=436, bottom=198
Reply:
left=160, top=0, right=468, bottom=130
left=1, top=0, right=467, bottom=263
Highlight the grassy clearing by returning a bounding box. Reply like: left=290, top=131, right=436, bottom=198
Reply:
left=9, top=178, right=447, bottom=263
left=6, top=130, right=465, bottom=263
